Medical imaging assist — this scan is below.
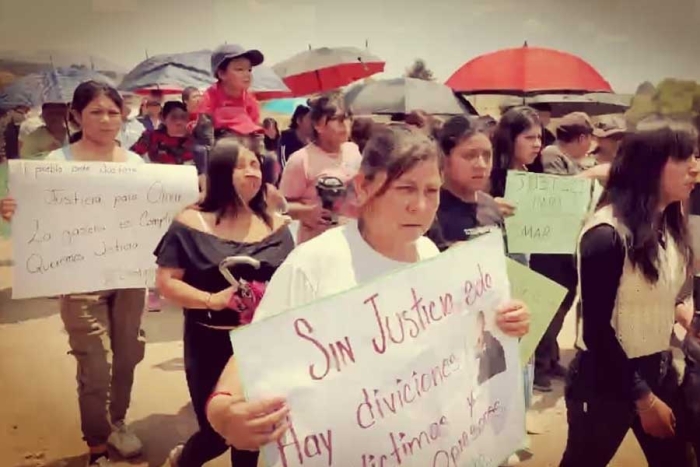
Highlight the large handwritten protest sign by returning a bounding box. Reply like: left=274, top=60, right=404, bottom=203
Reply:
left=232, top=232, right=525, bottom=467
left=9, top=160, right=198, bottom=299
left=505, top=259, right=567, bottom=366
left=504, top=171, right=592, bottom=254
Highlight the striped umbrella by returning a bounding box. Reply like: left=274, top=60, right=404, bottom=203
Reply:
left=273, top=47, right=385, bottom=97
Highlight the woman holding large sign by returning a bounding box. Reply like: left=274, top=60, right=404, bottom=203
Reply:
left=560, top=119, right=698, bottom=466
left=153, top=136, right=294, bottom=467
left=204, top=124, right=531, bottom=451
left=1, top=81, right=146, bottom=467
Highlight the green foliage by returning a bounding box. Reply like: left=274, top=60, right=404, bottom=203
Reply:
left=626, top=78, right=700, bottom=123
left=405, top=59, right=435, bottom=81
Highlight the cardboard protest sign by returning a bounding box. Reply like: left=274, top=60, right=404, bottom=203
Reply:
left=504, top=171, right=592, bottom=254
left=232, top=231, right=525, bottom=467
left=506, top=258, right=568, bottom=366
left=9, top=160, right=198, bottom=298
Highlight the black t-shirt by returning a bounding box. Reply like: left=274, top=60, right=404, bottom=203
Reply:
left=427, top=189, right=504, bottom=251
left=154, top=220, right=294, bottom=327
left=278, top=129, right=305, bottom=168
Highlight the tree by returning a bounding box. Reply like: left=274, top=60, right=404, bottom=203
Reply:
left=635, top=81, right=656, bottom=96
left=626, top=78, right=700, bottom=124
left=405, top=59, right=435, bottom=81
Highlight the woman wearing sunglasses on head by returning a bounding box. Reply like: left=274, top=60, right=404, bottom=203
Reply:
left=278, top=95, right=362, bottom=244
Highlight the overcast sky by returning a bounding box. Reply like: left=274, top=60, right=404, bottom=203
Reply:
left=0, top=0, right=698, bottom=93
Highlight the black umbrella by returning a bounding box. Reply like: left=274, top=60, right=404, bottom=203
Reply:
left=501, top=92, right=632, bottom=117
left=344, top=77, right=476, bottom=116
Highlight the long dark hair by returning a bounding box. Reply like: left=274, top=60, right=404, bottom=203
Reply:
left=198, top=136, right=272, bottom=227
left=262, top=117, right=280, bottom=151
left=489, top=106, right=542, bottom=196
left=289, top=105, right=310, bottom=130
left=600, top=118, right=698, bottom=283
left=69, top=80, right=123, bottom=143
left=350, top=117, right=376, bottom=153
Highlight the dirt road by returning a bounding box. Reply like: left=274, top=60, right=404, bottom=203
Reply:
left=0, top=238, right=646, bottom=467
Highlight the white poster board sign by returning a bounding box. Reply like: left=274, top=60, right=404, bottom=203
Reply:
left=9, top=160, right=199, bottom=298
left=232, top=232, right=525, bottom=467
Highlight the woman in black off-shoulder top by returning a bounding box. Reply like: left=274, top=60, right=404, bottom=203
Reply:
left=154, top=135, right=293, bottom=467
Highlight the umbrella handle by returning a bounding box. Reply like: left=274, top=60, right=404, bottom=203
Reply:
left=219, top=256, right=261, bottom=288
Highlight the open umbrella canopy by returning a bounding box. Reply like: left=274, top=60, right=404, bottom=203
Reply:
left=446, top=45, right=613, bottom=95
left=529, top=93, right=631, bottom=117
left=501, top=92, right=632, bottom=117
left=0, top=49, right=125, bottom=80
left=344, top=77, right=477, bottom=116
left=273, top=47, right=385, bottom=97
left=0, top=67, right=115, bottom=110
left=119, top=50, right=290, bottom=100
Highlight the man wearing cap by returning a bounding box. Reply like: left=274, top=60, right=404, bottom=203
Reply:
left=590, top=115, right=626, bottom=165
left=19, top=103, right=69, bottom=160
left=530, top=112, right=594, bottom=392
left=540, top=112, right=595, bottom=175
left=576, top=116, right=628, bottom=187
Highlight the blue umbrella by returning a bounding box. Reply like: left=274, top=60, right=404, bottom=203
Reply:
left=262, top=97, right=309, bottom=115
left=0, top=67, right=115, bottom=110
left=118, top=50, right=290, bottom=98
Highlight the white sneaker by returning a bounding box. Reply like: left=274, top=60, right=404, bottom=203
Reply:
left=88, top=456, right=111, bottom=466
left=107, top=421, right=143, bottom=458
left=168, top=444, right=184, bottom=467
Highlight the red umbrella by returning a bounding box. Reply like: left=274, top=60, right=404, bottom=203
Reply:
left=273, top=47, right=385, bottom=97
left=445, top=44, right=613, bottom=95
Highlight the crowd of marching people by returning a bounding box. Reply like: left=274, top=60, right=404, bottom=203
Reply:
left=1, top=42, right=700, bottom=467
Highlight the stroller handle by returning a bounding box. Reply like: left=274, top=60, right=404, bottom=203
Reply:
left=219, top=256, right=261, bottom=288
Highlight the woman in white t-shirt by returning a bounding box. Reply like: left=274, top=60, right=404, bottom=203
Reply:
left=1, top=81, right=145, bottom=467
left=204, top=124, right=531, bottom=451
